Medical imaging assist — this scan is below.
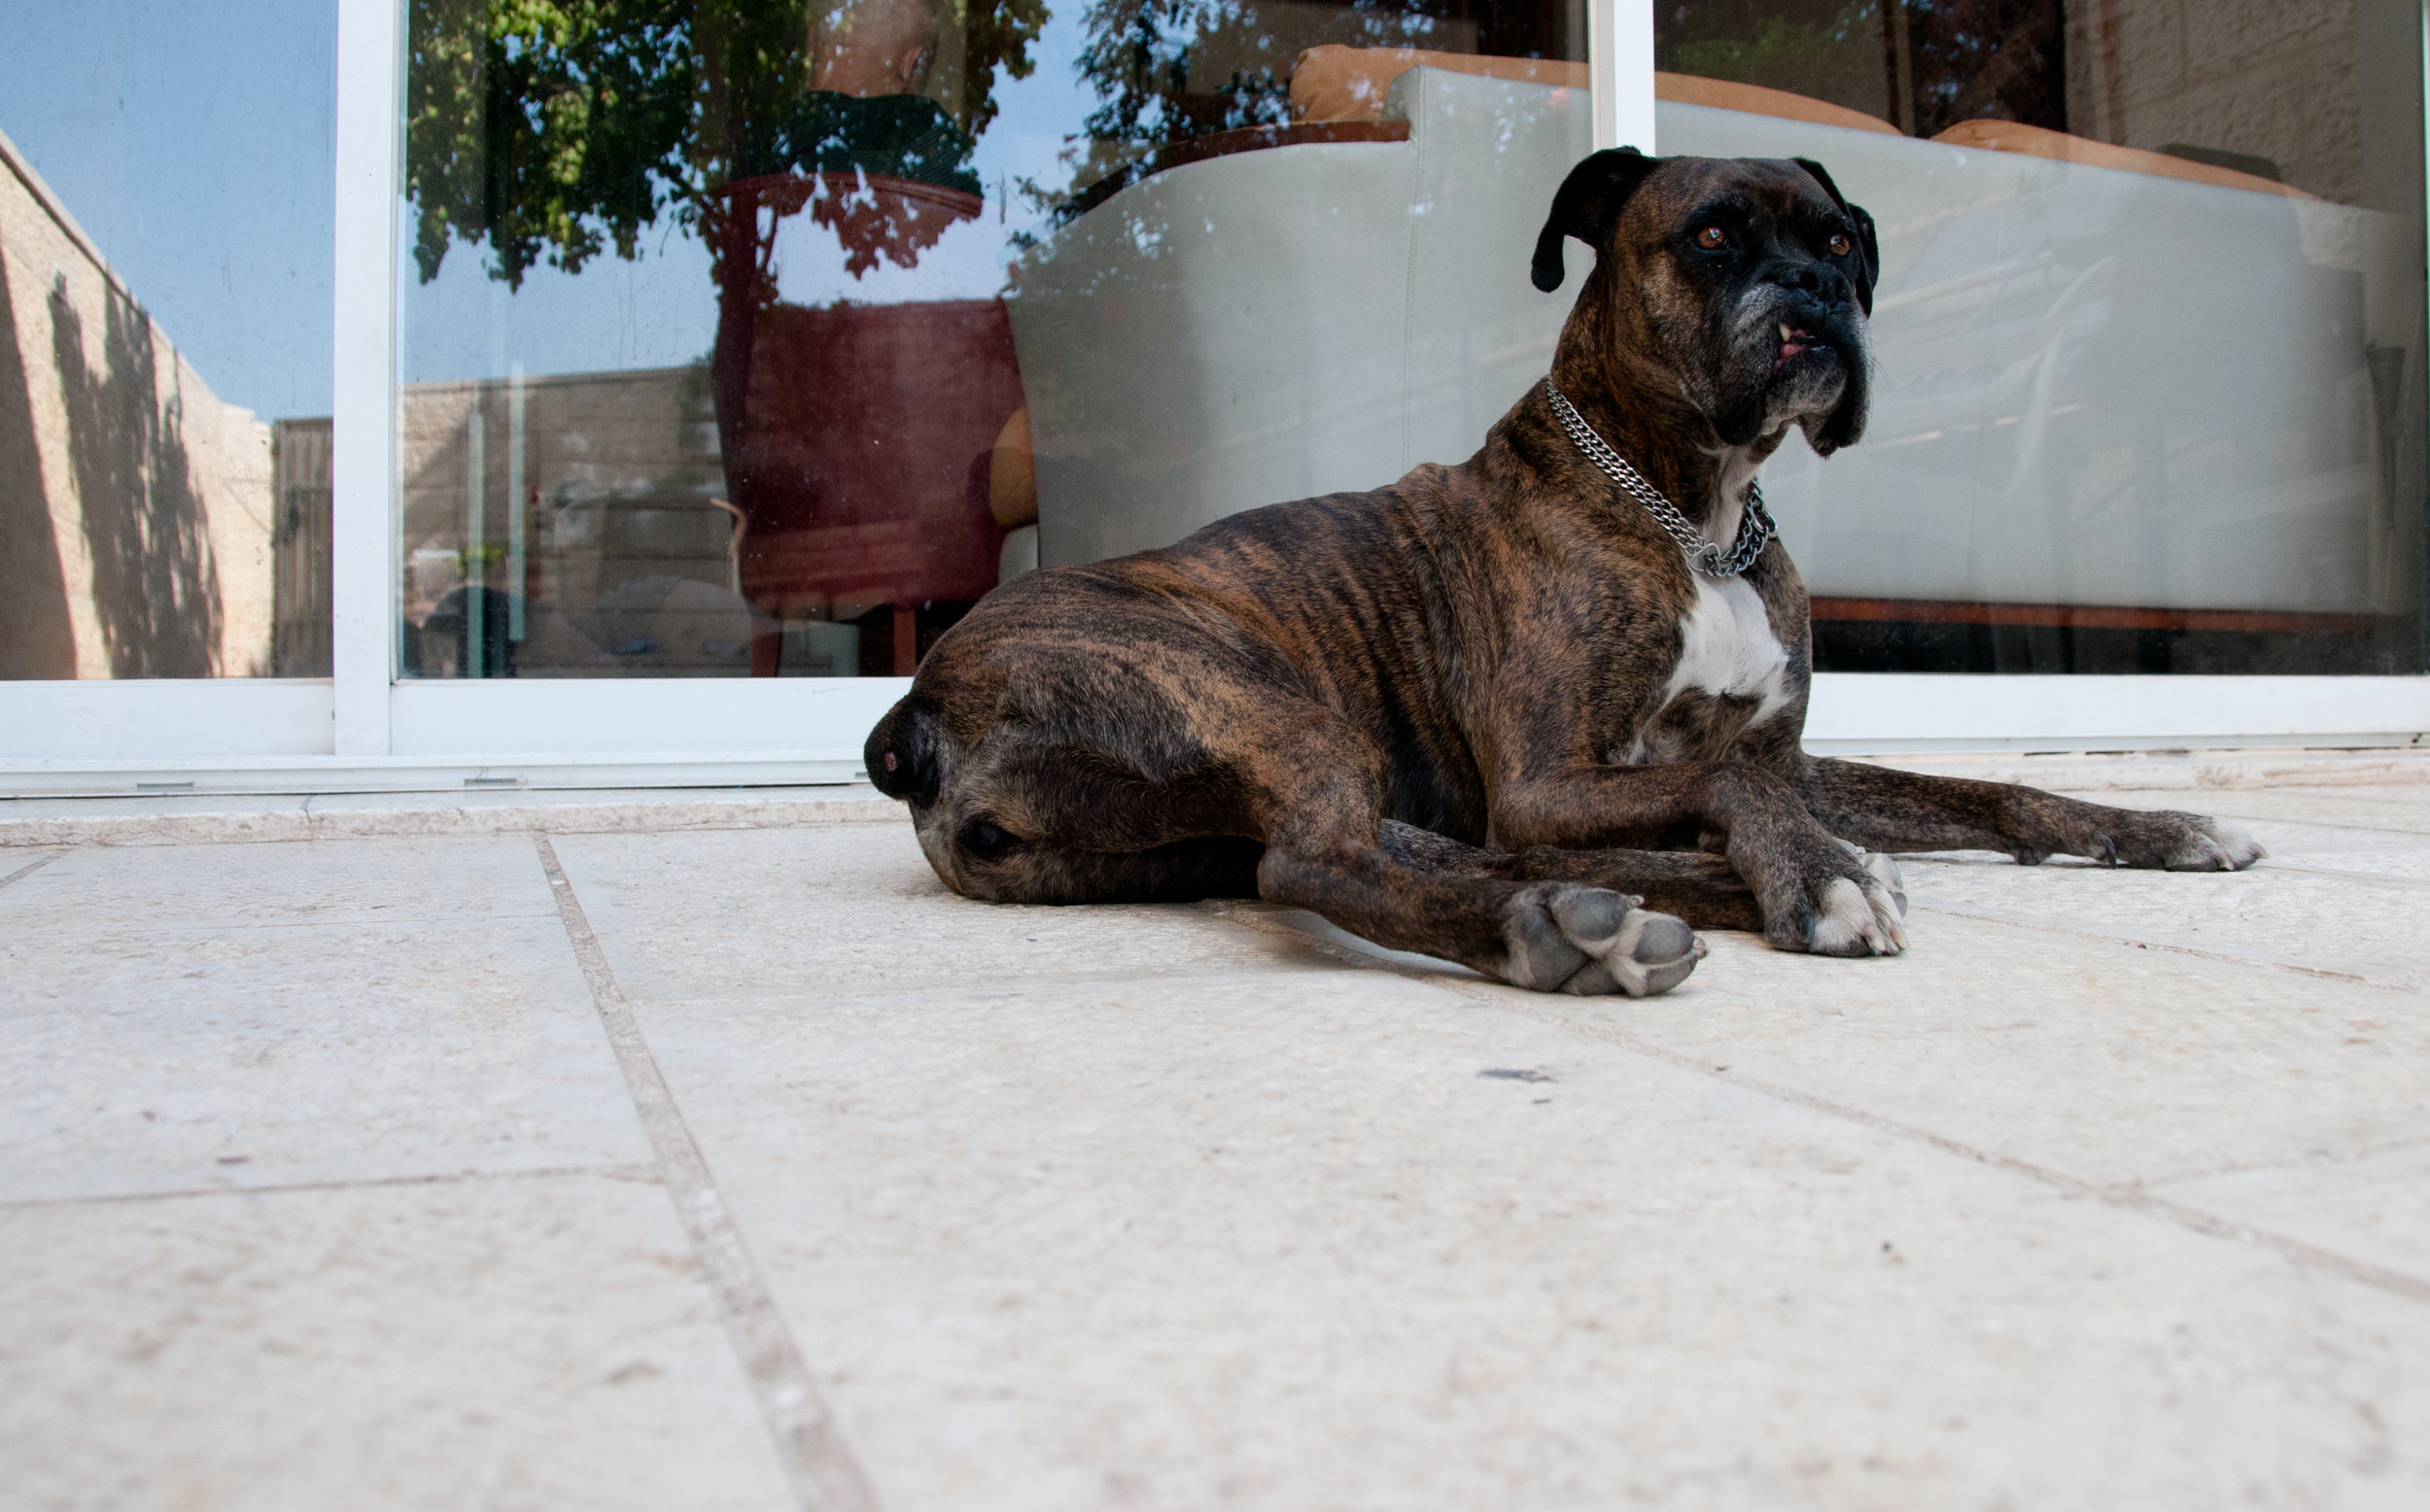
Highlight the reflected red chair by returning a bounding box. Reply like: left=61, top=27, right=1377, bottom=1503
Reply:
left=717, top=174, right=1024, bottom=674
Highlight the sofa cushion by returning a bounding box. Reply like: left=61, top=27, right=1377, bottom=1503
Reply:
left=1652, top=73, right=1898, bottom=134
left=1290, top=45, right=1897, bottom=136
left=1291, top=46, right=1585, bottom=123
left=1930, top=119, right=2314, bottom=200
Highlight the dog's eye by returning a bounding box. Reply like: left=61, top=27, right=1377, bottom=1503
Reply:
left=1694, top=224, right=1728, bottom=251
left=1827, top=232, right=1854, bottom=257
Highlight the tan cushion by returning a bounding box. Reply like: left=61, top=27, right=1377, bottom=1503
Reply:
left=1287, top=47, right=2313, bottom=202
left=1931, top=119, right=2315, bottom=199
left=1290, top=46, right=1584, bottom=124
left=1654, top=73, right=1898, bottom=135
left=1290, top=46, right=1899, bottom=137
left=988, top=406, right=1038, bottom=529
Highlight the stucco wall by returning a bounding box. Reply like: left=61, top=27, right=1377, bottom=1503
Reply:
left=0, top=126, right=275, bottom=680
left=2065, top=0, right=2363, bottom=203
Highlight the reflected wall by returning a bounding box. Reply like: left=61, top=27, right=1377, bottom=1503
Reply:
left=0, top=2, right=336, bottom=680
left=395, top=0, right=1582, bottom=678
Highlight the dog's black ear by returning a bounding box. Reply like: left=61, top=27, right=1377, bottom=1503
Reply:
left=1847, top=202, right=1880, bottom=306
left=1532, top=148, right=1665, bottom=293
left=1791, top=156, right=1879, bottom=314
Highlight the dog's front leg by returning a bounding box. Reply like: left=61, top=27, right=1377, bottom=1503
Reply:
left=1491, top=762, right=1907, bottom=956
left=1795, top=757, right=2263, bottom=870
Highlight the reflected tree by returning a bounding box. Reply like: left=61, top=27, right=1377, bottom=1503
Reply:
left=0, top=234, right=78, bottom=677
left=1654, top=0, right=2065, bottom=137
left=1041, top=0, right=1488, bottom=220
left=1660, top=2, right=1896, bottom=122
left=403, top=0, right=1046, bottom=480
left=1898, top=0, right=2065, bottom=137
left=48, top=277, right=222, bottom=678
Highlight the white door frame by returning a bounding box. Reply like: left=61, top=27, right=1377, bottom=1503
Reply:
left=330, top=0, right=399, bottom=760
left=1590, top=0, right=1656, bottom=154
left=0, top=0, right=2423, bottom=796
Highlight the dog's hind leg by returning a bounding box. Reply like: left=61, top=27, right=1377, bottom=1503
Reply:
left=1244, top=723, right=1705, bottom=997
left=1260, top=833, right=1706, bottom=998
left=1377, top=820, right=1764, bottom=932
left=891, top=682, right=1702, bottom=996
left=1797, top=757, right=2262, bottom=872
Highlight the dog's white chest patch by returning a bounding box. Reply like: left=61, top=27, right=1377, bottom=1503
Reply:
left=1616, top=575, right=1790, bottom=764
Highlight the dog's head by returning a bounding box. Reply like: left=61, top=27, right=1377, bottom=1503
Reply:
left=1534, top=149, right=1879, bottom=455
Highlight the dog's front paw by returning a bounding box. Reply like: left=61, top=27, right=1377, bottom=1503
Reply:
left=1499, top=883, right=1706, bottom=998
left=1836, top=839, right=1909, bottom=916
left=2167, top=815, right=2264, bottom=871
left=2087, top=810, right=2265, bottom=871
left=1753, top=834, right=1907, bottom=958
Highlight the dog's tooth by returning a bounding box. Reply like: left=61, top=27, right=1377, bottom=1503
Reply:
left=1779, top=321, right=1791, bottom=340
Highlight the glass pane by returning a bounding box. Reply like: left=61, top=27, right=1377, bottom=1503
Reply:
left=396, top=0, right=1586, bottom=677
left=0, top=2, right=336, bottom=679
left=1658, top=0, right=2428, bottom=673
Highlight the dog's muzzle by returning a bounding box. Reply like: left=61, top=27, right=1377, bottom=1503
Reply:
left=1745, top=289, right=1861, bottom=403
left=1771, top=319, right=1827, bottom=376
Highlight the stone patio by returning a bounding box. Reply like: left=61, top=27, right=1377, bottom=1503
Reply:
left=4, top=751, right=2427, bottom=1509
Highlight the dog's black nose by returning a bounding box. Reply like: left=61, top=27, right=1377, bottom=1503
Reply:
left=1768, top=259, right=1853, bottom=309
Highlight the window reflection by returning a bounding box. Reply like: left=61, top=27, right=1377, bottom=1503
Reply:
left=1654, top=0, right=2424, bottom=674
left=398, top=0, right=2424, bottom=682
left=397, top=0, right=1580, bottom=677
left=0, top=4, right=335, bottom=680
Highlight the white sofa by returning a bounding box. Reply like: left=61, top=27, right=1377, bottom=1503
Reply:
left=1005, top=67, right=2416, bottom=616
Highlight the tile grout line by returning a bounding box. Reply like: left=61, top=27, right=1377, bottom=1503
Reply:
left=0, top=848, right=66, bottom=889
left=0, top=1160, right=659, bottom=1213
left=2192, top=813, right=2430, bottom=839
left=1903, top=852, right=2430, bottom=889
left=2253, top=859, right=2430, bottom=888
left=1200, top=902, right=2430, bottom=1308
left=2130, top=1130, right=2430, bottom=1192
left=1593, top=1026, right=2430, bottom=1307
left=533, top=834, right=880, bottom=1512
left=1906, top=902, right=2405, bottom=989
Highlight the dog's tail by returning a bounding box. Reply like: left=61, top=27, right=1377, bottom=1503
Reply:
left=865, top=696, right=945, bottom=807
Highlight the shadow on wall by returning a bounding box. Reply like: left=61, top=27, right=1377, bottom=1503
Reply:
left=47, top=271, right=222, bottom=678
left=0, top=242, right=77, bottom=678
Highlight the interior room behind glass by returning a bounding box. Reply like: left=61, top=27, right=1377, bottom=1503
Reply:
left=395, top=0, right=2425, bottom=682
left=1651, top=0, right=2426, bottom=674
left=395, top=0, right=1585, bottom=681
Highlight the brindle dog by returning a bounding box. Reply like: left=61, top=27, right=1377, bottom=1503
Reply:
left=864, top=147, right=2262, bottom=997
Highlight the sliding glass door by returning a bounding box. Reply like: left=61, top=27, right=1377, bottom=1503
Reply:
left=4, top=0, right=2427, bottom=783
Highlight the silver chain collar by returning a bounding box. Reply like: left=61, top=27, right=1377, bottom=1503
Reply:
left=1544, top=378, right=1777, bottom=577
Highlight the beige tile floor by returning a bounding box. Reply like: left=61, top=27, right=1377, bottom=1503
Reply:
left=4, top=764, right=2428, bottom=1509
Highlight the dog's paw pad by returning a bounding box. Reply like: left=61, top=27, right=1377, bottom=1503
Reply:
left=1631, top=914, right=1698, bottom=964
left=1503, top=884, right=1705, bottom=997
left=1550, top=887, right=1628, bottom=944
left=1550, top=887, right=1705, bottom=998
left=1501, top=889, right=1587, bottom=990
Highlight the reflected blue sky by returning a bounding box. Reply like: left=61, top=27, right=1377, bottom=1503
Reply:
left=0, top=2, right=1100, bottom=414
left=0, top=0, right=336, bottom=421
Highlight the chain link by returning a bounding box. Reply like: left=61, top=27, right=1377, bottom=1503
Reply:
left=1544, top=379, right=1776, bottom=577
